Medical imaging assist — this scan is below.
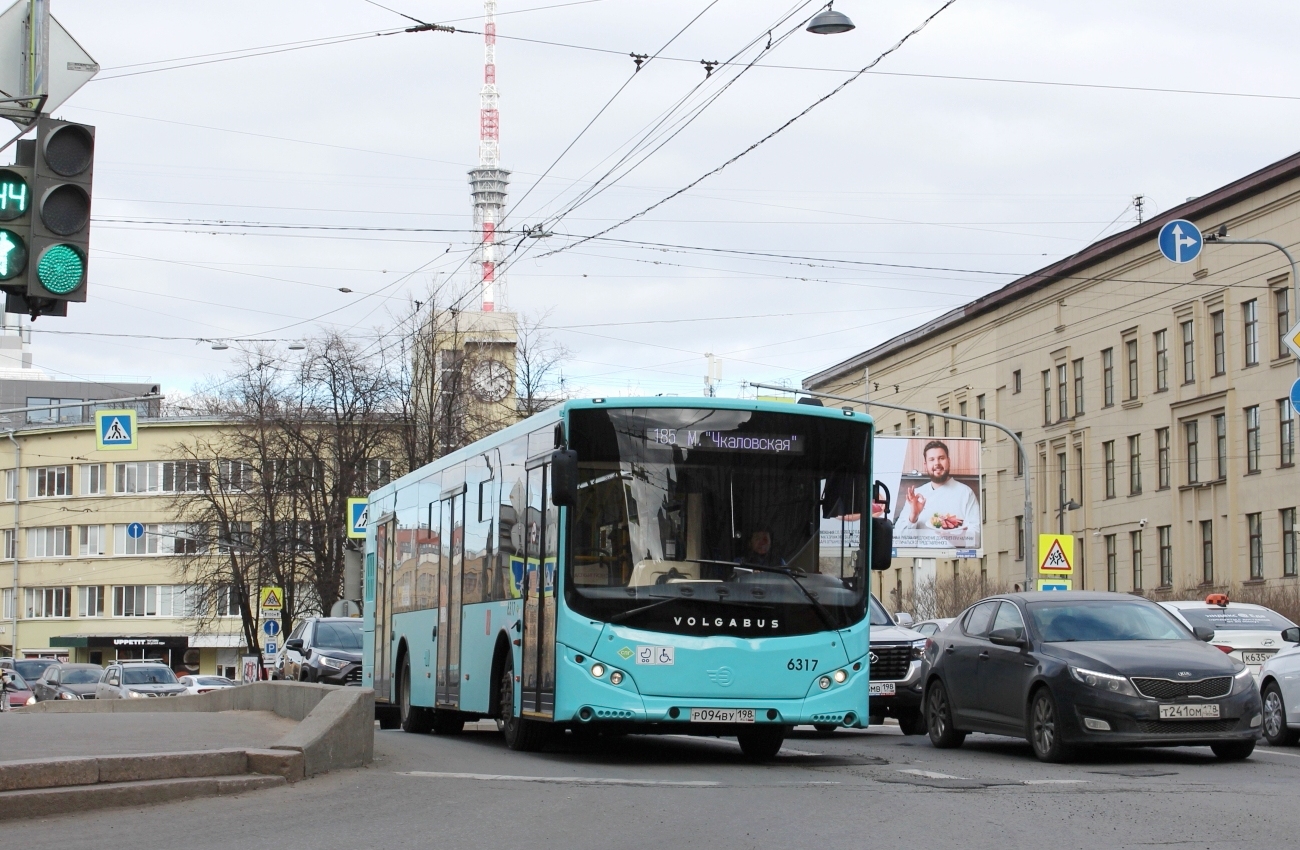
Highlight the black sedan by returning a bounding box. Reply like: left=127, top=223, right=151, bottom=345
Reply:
left=922, top=591, right=1262, bottom=762
left=32, top=663, right=103, bottom=701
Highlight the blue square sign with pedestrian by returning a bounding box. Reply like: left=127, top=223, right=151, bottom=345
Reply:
left=95, top=409, right=136, bottom=451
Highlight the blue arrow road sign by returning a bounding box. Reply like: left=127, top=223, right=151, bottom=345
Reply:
left=1291, top=378, right=1300, bottom=415
left=1158, top=219, right=1203, bottom=264
left=263, top=619, right=281, bottom=637
left=126, top=522, right=144, bottom=539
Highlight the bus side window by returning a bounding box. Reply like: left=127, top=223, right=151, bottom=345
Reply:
left=495, top=435, right=528, bottom=602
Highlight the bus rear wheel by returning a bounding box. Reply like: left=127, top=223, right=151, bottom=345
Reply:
left=737, top=726, right=786, bottom=761
left=399, top=657, right=433, bottom=734
left=499, top=653, right=549, bottom=751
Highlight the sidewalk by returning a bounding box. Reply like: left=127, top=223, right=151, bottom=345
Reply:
left=0, top=710, right=299, bottom=759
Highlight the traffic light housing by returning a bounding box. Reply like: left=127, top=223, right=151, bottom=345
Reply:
left=0, top=145, right=34, bottom=314
left=21, top=117, right=93, bottom=317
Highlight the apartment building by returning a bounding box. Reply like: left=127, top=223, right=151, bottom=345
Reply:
left=1, top=416, right=246, bottom=677
left=806, top=151, right=1300, bottom=604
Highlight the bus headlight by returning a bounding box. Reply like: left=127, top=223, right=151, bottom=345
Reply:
left=609, top=670, right=623, bottom=685
left=818, top=676, right=832, bottom=690
left=590, top=663, right=606, bottom=678
left=832, top=669, right=848, bottom=684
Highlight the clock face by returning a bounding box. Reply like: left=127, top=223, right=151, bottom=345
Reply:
left=471, top=358, right=513, bottom=403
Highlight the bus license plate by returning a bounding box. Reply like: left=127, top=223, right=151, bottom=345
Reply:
left=870, top=682, right=896, bottom=696
left=690, top=708, right=754, bottom=723
left=1159, top=703, right=1220, bottom=720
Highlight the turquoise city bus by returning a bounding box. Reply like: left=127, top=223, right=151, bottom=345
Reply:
left=361, top=397, right=891, bottom=758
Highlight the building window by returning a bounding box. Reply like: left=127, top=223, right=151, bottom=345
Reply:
left=28, top=526, right=71, bottom=558
left=1157, top=427, right=1170, bottom=489
left=927, top=414, right=934, bottom=437
left=1126, top=339, right=1139, bottom=400
left=1056, top=364, right=1068, bottom=421
left=1277, top=288, right=1292, bottom=359
left=218, top=459, right=254, bottom=492
left=1159, top=525, right=1173, bottom=587
left=1281, top=400, right=1295, bottom=467
left=1184, top=319, right=1198, bottom=383
left=1185, top=420, right=1199, bottom=484
left=115, top=462, right=161, bottom=494
left=1075, top=445, right=1084, bottom=503
left=25, top=398, right=84, bottom=425
left=113, top=523, right=160, bottom=556
left=1042, top=370, right=1052, bottom=424
left=1072, top=359, right=1084, bottom=416
left=1057, top=451, right=1068, bottom=513
left=942, top=407, right=950, bottom=438
left=3, top=469, right=13, bottom=501
left=80, top=464, right=106, bottom=496
left=1154, top=330, right=1168, bottom=391
left=976, top=395, right=986, bottom=440
left=79, top=585, right=104, bottom=617
left=29, top=466, right=71, bottom=498
left=1103, top=441, right=1116, bottom=499
left=1105, top=534, right=1117, bottom=592
left=1102, top=348, right=1114, bottom=407
left=218, top=522, right=253, bottom=554
left=0, top=587, right=11, bottom=620
left=1128, top=434, right=1142, bottom=495
left=1210, top=311, right=1224, bottom=376
left=1015, top=516, right=1024, bottom=561
left=364, top=458, right=393, bottom=490
left=1131, top=530, right=1144, bottom=591
left=958, top=401, right=967, bottom=437
left=1245, top=405, right=1261, bottom=474
left=78, top=525, right=106, bottom=557
left=1201, top=520, right=1214, bottom=584
left=216, top=585, right=242, bottom=618
left=1248, top=513, right=1264, bottom=580
left=113, top=585, right=189, bottom=618
left=1015, top=433, right=1024, bottom=476
left=2, top=528, right=13, bottom=559
left=24, top=586, right=71, bottom=618
left=1012, top=369, right=1021, bottom=394
left=1213, top=413, right=1227, bottom=479
left=1283, top=508, right=1298, bottom=578
left=1243, top=299, right=1259, bottom=366
left=908, top=416, right=916, bottom=436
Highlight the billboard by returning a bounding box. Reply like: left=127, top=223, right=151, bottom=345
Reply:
left=875, top=436, right=982, bottom=559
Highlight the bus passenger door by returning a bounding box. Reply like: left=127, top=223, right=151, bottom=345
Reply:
left=374, top=516, right=395, bottom=701
left=520, top=460, right=556, bottom=718
left=436, top=489, right=465, bottom=707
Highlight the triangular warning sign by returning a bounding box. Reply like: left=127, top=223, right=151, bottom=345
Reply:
left=103, top=418, right=129, bottom=441
left=1041, top=539, right=1071, bottom=572
left=261, top=589, right=282, bottom=609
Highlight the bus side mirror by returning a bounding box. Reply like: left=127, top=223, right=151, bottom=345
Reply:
left=871, top=516, right=893, bottom=572
left=551, top=449, right=579, bottom=507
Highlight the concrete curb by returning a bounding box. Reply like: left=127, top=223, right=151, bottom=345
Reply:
left=0, top=774, right=286, bottom=819
left=0, top=748, right=304, bottom=794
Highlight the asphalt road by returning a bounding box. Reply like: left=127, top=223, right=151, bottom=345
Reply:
left=6, top=721, right=1299, bottom=849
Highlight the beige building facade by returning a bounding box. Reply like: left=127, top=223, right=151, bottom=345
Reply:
left=807, top=152, right=1300, bottom=608
left=1, top=417, right=246, bottom=676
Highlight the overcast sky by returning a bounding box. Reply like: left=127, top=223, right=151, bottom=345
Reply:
left=15, top=0, right=1300, bottom=400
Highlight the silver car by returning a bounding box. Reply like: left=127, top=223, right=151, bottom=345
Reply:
left=95, top=662, right=187, bottom=699
left=1259, top=625, right=1300, bottom=746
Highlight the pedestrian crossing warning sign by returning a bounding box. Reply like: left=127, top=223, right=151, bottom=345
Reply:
left=1038, top=534, right=1074, bottom=574
left=259, top=587, right=284, bottom=611
left=95, top=410, right=136, bottom=451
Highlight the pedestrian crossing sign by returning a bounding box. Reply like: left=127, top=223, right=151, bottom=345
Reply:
left=95, top=409, right=136, bottom=451
left=347, top=498, right=368, bottom=539
left=1038, top=534, right=1074, bottom=574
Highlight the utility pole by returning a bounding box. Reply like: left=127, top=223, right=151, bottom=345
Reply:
left=1132, top=194, right=1145, bottom=225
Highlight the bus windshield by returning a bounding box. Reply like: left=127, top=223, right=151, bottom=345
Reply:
left=566, top=407, right=871, bottom=635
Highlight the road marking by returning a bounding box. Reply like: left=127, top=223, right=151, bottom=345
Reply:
left=896, top=768, right=1087, bottom=785
left=1254, top=748, right=1300, bottom=759
left=898, top=768, right=966, bottom=780
left=1021, top=779, right=1088, bottom=784
left=401, top=771, right=721, bottom=786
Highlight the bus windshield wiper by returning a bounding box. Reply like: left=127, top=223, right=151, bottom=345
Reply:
left=608, top=597, right=678, bottom=624
left=729, top=563, right=839, bottom=631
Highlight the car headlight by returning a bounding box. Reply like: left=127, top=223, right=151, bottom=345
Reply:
left=319, top=656, right=348, bottom=670
left=1233, top=666, right=1253, bottom=690
left=25, top=695, right=35, bottom=705
left=57, top=691, right=78, bottom=700
left=910, top=639, right=927, bottom=660
left=1069, top=666, right=1139, bottom=698
left=128, top=690, right=142, bottom=698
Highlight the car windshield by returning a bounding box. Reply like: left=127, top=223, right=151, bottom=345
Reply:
left=1176, top=607, right=1296, bottom=632
left=13, top=660, right=53, bottom=680
left=197, top=677, right=233, bottom=686
left=3, top=671, right=29, bottom=689
left=122, top=667, right=178, bottom=685
left=565, top=407, right=872, bottom=635
left=315, top=621, right=362, bottom=651
left=62, top=669, right=101, bottom=685
left=868, top=595, right=894, bottom=626
left=1029, top=600, right=1191, bottom=641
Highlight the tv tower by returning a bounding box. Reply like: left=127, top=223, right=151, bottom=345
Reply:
left=469, top=0, right=509, bottom=312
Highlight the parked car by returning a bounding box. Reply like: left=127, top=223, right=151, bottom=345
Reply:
left=95, top=662, right=187, bottom=699
left=912, top=618, right=955, bottom=637
left=922, top=591, right=1261, bottom=762
left=282, top=617, right=363, bottom=685
left=854, top=595, right=927, bottom=735
left=1, top=658, right=58, bottom=684
left=1160, top=596, right=1296, bottom=678
left=1258, top=625, right=1300, bottom=746
left=178, top=675, right=238, bottom=696
left=1, top=670, right=36, bottom=709
left=32, top=663, right=103, bottom=701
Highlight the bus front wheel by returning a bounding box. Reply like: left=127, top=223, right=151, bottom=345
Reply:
left=499, top=653, right=549, bottom=751
left=737, top=726, right=786, bottom=761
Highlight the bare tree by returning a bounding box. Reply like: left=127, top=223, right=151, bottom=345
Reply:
left=514, top=310, right=571, bottom=416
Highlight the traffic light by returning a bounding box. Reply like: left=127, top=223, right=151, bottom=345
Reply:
left=0, top=144, right=34, bottom=314
left=22, top=117, right=93, bottom=317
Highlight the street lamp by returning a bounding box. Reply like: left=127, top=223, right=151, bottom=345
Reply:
left=806, top=3, right=855, bottom=34
left=1056, top=499, right=1082, bottom=534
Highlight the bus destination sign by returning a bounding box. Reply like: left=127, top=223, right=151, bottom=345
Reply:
left=646, top=428, right=804, bottom=455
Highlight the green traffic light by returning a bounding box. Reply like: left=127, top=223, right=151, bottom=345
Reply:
left=37, top=243, right=84, bottom=295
